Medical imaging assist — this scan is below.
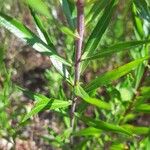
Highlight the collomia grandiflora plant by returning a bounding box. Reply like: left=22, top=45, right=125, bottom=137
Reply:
left=0, top=0, right=150, bottom=149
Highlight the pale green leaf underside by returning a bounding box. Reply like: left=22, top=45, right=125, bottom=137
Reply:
left=29, top=10, right=71, bottom=79
left=0, top=13, right=71, bottom=70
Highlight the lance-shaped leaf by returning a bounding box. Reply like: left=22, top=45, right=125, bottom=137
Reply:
left=59, top=0, right=75, bottom=29
left=0, top=12, right=71, bottom=78
left=86, top=57, right=149, bottom=92
left=86, top=0, right=109, bottom=25
left=81, top=0, right=118, bottom=72
left=26, top=0, right=51, bottom=18
left=81, top=40, right=150, bottom=61
left=122, top=124, right=150, bottom=135
left=60, top=26, right=79, bottom=39
left=29, top=10, right=71, bottom=80
left=77, top=115, right=132, bottom=135
left=22, top=93, right=71, bottom=122
left=75, top=85, right=111, bottom=110
left=73, top=127, right=101, bottom=137
left=134, top=104, right=150, bottom=113
left=30, top=8, right=55, bottom=49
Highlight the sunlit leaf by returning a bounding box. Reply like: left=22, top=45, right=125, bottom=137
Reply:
left=73, top=127, right=101, bottom=136
left=81, top=0, right=118, bottom=72
left=60, top=26, right=79, bottom=38
left=77, top=115, right=132, bottom=135
left=135, top=104, right=150, bottom=113
left=82, top=40, right=150, bottom=61
left=0, top=12, right=72, bottom=80
left=22, top=93, right=71, bottom=122
left=122, top=124, right=150, bottom=135
left=26, top=0, right=51, bottom=18
left=75, top=85, right=111, bottom=110
left=86, top=57, right=149, bottom=92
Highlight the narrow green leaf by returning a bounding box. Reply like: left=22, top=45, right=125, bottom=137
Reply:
left=122, top=124, right=150, bottom=135
left=0, top=13, right=70, bottom=65
left=22, top=93, right=71, bottom=122
left=82, top=0, right=117, bottom=60
left=0, top=12, right=71, bottom=79
left=86, top=0, right=109, bottom=25
left=75, top=85, right=111, bottom=110
left=135, top=104, right=150, bottom=113
left=60, top=26, right=79, bottom=38
left=73, top=127, right=101, bottom=137
left=81, top=40, right=150, bottom=61
left=59, top=0, right=75, bottom=29
left=30, top=8, right=55, bottom=49
left=26, top=0, right=51, bottom=18
left=29, top=10, right=71, bottom=79
left=77, top=115, right=132, bottom=135
left=86, top=57, right=149, bottom=92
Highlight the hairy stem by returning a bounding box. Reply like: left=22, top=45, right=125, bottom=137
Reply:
left=70, top=0, right=84, bottom=128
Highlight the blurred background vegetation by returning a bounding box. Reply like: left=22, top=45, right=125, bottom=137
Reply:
left=0, top=0, right=149, bottom=149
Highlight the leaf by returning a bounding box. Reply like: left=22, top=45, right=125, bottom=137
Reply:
left=60, top=26, right=79, bottom=38
left=30, top=8, right=55, bottom=49
left=122, top=124, right=150, bottom=135
left=0, top=12, right=71, bottom=79
left=73, top=127, right=101, bottom=136
left=75, top=85, right=111, bottom=110
left=86, top=57, right=149, bottom=92
left=26, top=0, right=51, bottom=18
left=22, top=93, right=71, bottom=122
left=81, top=0, right=118, bottom=72
left=135, top=104, right=150, bottom=113
left=81, top=40, right=150, bottom=61
left=29, top=10, right=71, bottom=80
left=86, top=0, right=110, bottom=25
left=59, top=0, right=75, bottom=29
left=77, top=115, right=132, bottom=135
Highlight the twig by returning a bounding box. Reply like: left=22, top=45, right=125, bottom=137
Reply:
left=70, top=0, right=84, bottom=128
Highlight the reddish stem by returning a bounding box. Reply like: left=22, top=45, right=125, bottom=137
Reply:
left=70, top=0, right=84, bottom=128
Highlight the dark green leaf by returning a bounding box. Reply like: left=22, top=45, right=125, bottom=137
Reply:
left=86, top=57, right=149, bottom=92
left=59, top=0, right=75, bottom=29
left=77, top=115, right=132, bottom=135
left=30, top=8, right=55, bottom=49
left=81, top=0, right=118, bottom=72
left=82, top=40, right=150, bottom=61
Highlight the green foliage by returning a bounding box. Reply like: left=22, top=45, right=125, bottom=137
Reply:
left=0, top=0, right=149, bottom=149
left=21, top=90, right=71, bottom=122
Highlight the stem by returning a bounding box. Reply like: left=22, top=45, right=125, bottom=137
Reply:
left=74, top=0, right=84, bottom=85
left=70, top=0, right=84, bottom=128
